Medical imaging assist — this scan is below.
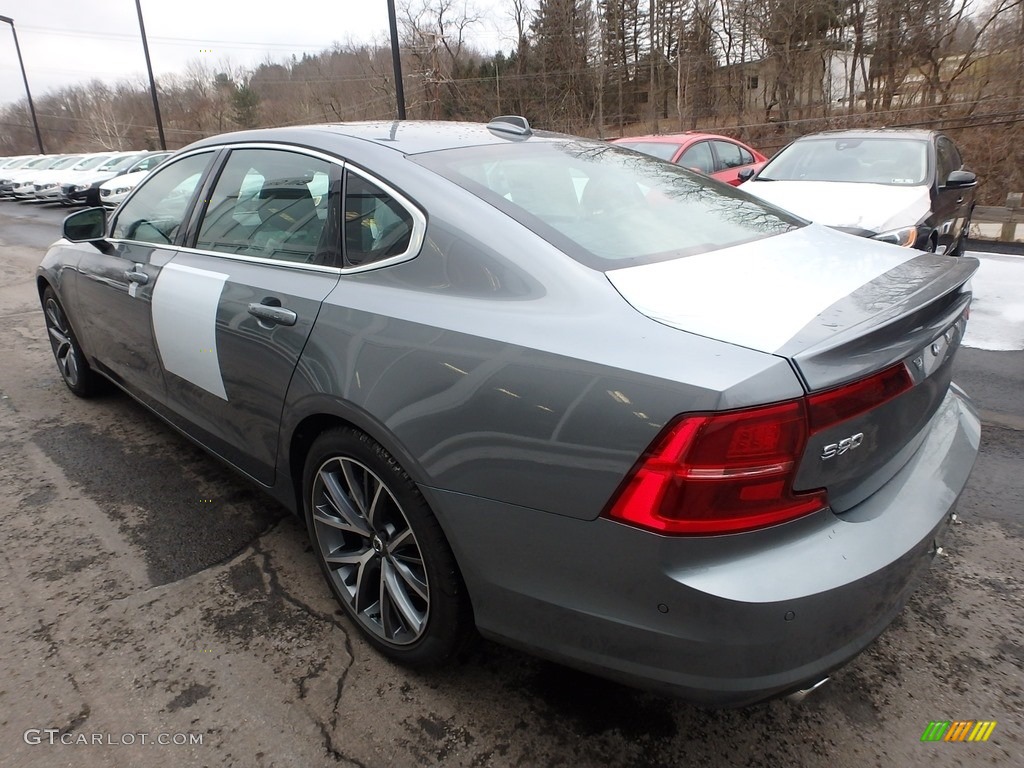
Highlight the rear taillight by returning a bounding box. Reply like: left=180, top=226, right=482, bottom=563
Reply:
left=605, top=364, right=913, bottom=535
left=806, top=363, right=912, bottom=432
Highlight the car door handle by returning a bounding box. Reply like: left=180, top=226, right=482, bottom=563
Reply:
left=124, top=265, right=149, bottom=284
left=247, top=302, right=297, bottom=327
left=956, top=197, right=964, bottom=204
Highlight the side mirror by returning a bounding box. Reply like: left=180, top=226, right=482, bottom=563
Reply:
left=62, top=207, right=107, bottom=243
left=737, top=167, right=756, bottom=183
left=945, top=169, right=977, bottom=188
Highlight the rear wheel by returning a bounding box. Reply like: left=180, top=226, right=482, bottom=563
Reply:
left=42, top=287, right=104, bottom=397
left=303, top=427, right=472, bottom=666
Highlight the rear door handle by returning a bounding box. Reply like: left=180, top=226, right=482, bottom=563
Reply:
left=248, top=302, right=297, bottom=327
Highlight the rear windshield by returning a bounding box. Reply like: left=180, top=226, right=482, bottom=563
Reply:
left=758, top=137, right=930, bottom=185
left=415, top=141, right=801, bottom=269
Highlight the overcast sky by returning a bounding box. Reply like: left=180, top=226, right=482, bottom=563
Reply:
left=0, top=0, right=514, bottom=107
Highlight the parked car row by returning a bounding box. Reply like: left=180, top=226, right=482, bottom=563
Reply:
left=612, top=127, right=977, bottom=256
left=0, top=150, right=173, bottom=207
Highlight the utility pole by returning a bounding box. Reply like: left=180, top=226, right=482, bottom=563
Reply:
left=386, top=0, right=407, bottom=119
left=649, top=0, right=658, bottom=133
left=0, top=15, right=44, bottom=153
left=134, top=0, right=167, bottom=150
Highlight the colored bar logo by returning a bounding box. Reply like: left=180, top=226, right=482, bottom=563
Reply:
left=921, top=721, right=997, bottom=742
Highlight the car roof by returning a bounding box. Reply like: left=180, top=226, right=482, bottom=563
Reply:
left=792, top=128, right=936, bottom=142
left=185, top=120, right=570, bottom=156
left=613, top=132, right=736, bottom=144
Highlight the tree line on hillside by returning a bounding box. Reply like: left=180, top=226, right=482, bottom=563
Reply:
left=1, top=0, right=1022, bottom=204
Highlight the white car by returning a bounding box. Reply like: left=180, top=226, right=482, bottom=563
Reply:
left=58, top=152, right=145, bottom=206
left=30, top=155, right=87, bottom=201
left=8, top=156, right=71, bottom=199
left=99, top=151, right=173, bottom=210
left=0, top=155, right=53, bottom=197
left=739, top=129, right=976, bottom=256
left=49, top=153, right=121, bottom=205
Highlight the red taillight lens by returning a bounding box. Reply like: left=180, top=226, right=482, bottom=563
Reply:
left=607, top=401, right=828, bottom=535
left=806, top=363, right=912, bottom=432
left=605, top=365, right=913, bottom=536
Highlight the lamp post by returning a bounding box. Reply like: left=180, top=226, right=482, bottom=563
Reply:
left=134, top=0, right=167, bottom=150
left=0, top=15, right=44, bottom=153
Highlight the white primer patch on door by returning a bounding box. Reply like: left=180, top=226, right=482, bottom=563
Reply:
left=152, top=262, right=229, bottom=400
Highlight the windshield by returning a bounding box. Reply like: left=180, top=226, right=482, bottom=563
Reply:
left=415, top=141, right=800, bottom=269
left=50, top=155, right=84, bottom=170
left=614, top=141, right=681, bottom=162
left=99, top=154, right=139, bottom=171
left=758, top=137, right=929, bottom=185
left=73, top=156, right=110, bottom=171
left=129, top=153, right=170, bottom=172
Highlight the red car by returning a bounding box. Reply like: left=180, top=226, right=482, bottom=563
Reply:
left=611, top=132, right=767, bottom=186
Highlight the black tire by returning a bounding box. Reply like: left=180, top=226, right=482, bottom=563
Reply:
left=302, top=427, right=473, bottom=667
left=42, top=286, right=104, bottom=397
left=949, top=209, right=973, bottom=257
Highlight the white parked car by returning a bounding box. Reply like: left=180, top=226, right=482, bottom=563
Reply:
left=0, top=155, right=50, bottom=196
left=739, top=129, right=976, bottom=256
left=8, top=155, right=71, bottom=199
left=99, top=151, right=173, bottom=210
left=49, top=153, right=121, bottom=205
left=30, top=155, right=87, bottom=201
left=58, top=152, right=143, bottom=206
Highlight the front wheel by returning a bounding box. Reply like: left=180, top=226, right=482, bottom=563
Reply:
left=302, top=427, right=473, bottom=667
left=949, top=209, right=973, bottom=257
left=42, top=286, right=104, bottom=397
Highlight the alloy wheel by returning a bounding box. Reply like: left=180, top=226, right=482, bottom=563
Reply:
left=44, top=297, right=80, bottom=388
left=310, top=456, right=430, bottom=645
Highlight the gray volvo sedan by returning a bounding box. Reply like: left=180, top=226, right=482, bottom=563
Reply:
left=38, top=117, right=979, bottom=706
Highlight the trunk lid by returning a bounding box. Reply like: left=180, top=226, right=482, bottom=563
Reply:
left=606, top=224, right=978, bottom=512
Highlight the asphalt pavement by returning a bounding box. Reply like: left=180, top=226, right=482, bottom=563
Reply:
left=0, top=200, right=1021, bottom=768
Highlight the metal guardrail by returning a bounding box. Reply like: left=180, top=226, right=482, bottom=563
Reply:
left=972, top=192, right=1024, bottom=242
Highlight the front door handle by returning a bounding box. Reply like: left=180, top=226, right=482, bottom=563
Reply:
left=124, top=265, right=149, bottom=284
left=248, top=302, right=297, bottom=327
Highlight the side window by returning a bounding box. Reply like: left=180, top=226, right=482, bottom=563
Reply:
left=936, top=138, right=962, bottom=184
left=112, top=151, right=212, bottom=244
left=678, top=142, right=715, bottom=174
left=344, top=171, right=416, bottom=267
left=712, top=140, right=745, bottom=170
left=738, top=146, right=754, bottom=165
left=196, top=148, right=336, bottom=264
left=135, top=154, right=164, bottom=172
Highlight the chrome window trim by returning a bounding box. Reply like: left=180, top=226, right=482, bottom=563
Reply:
left=108, top=141, right=427, bottom=275
left=158, top=245, right=344, bottom=275
left=340, top=163, right=427, bottom=275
